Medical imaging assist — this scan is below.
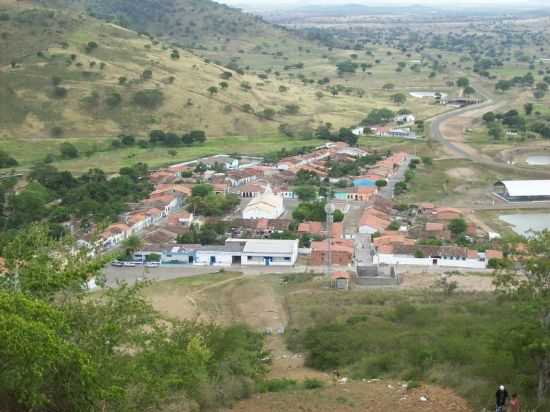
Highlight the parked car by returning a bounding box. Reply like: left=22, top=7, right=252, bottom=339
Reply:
left=145, top=262, right=160, bottom=268
left=111, top=260, right=123, bottom=267
left=123, top=262, right=136, bottom=267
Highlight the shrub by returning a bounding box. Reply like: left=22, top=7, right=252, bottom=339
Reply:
left=133, top=89, right=163, bottom=109
left=53, top=86, right=68, bottom=98
left=257, top=379, right=298, bottom=393
left=303, top=378, right=324, bottom=390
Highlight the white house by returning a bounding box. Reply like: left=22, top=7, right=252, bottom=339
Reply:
left=242, top=188, right=285, bottom=219
left=352, top=127, right=366, bottom=136
left=194, top=239, right=299, bottom=267
left=100, top=223, right=130, bottom=249
left=395, top=114, right=416, bottom=124
left=374, top=245, right=488, bottom=269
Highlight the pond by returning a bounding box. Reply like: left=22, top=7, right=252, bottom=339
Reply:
left=499, top=213, right=550, bottom=237
left=526, top=155, right=550, bottom=166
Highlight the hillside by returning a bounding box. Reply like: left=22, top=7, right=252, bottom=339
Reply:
left=30, top=0, right=299, bottom=59
left=0, top=5, right=370, bottom=140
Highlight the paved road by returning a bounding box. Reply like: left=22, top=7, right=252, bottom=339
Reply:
left=379, top=158, right=413, bottom=199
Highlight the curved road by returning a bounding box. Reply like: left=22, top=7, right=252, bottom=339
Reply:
left=429, top=99, right=550, bottom=177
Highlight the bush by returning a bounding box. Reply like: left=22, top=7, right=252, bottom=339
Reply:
left=257, top=379, right=298, bottom=393
left=53, top=86, right=68, bottom=98
left=303, top=378, right=324, bottom=390
left=59, top=142, right=80, bottom=159
left=133, top=89, right=163, bottom=109
left=0, top=151, right=18, bottom=168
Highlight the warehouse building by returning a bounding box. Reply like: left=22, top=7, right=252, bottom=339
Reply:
left=494, top=180, right=550, bottom=202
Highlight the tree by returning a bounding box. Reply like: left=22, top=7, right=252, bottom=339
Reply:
left=525, top=103, right=534, bottom=115
left=141, top=69, right=153, bottom=80
left=463, top=86, right=476, bottom=96
left=488, top=123, right=504, bottom=140
left=192, top=183, right=214, bottom=198
left=85, top=41, right=98, bottom=53
left=59, top=142, right=79, bottom=159
left=122, top=235, right=142, bottom=258
left=495, top=231, right=550, bottom=404
left=448, top=218, right=467, bottom=236
left=382, top=83, right=395, bottom=91
left=336, top=60, right=358, bottom=75
left=133, top=89, right=163, bottom=109
left=375, top=179, right=387, bottom=188
left=219, top=81, right=229, bottom=90
left=482, top=111, right=496, bottom=123
left=294, top=186, right=317, bottom=202
left=456, top=77, right=470, bottom=88
left=207, top=86, right=218, bottom=96
left=391, top=93, right=407, bottom=105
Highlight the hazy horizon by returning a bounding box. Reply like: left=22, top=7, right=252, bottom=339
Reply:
left=216, top=0, right=547, bottom=11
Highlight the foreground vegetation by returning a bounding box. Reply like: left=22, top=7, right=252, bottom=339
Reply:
left=0, top=226, right=268, bottom=412
left=283, top=229, right=550, bottom=411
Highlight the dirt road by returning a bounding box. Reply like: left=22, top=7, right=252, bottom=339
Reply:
left=430, top=99, right=550, bottom=177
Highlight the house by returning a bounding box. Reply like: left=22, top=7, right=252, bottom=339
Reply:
left=149, top=184, right=193, bottom=206
left=273, top=186, right=297, bottom=199
left=395, top=114, right=416, bottom=124
left=353, top=177, right=378, bottom=188
left=100, top=223, right=130, bottom=248
left=432, top=207, right=463, bottom=221
left=167, top=210, right=194, bottom=226
left=423, top=222, right=451, bottom=241
left=162, top=245, right=201, bottom=264
left=298, top=221, right=323, bottom=237
left=149, top=170, right=178, bottom=185
left=126, top=212, right=150, bottom=234
left=334, top=186, right=377, bottom=202
left=194, top=239, right=299, bottom=266
left=485, top=249, right=504, bottom=260
left=310, top=239, right=354, bottom=266
left=234, top=183, right=265, bottom=198
left=386, top=128, right=416, bottom=139
left=230, top=218, right=292, bottom=238
left=226, top=168, right=263, bottom=187
left=358, top=209, right=391, bottom=235
left=352, top=127, right=366, bottom=136
left=374, top=244, right=488, bottom=269
left=143, top=194, right=179, bottom=216
left=242, top=189, right=285, bottom=219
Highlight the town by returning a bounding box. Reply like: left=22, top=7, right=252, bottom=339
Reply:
left=92, top=139, right=531, bottom=290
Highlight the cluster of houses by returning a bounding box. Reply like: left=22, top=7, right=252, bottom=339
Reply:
left=352, top=113, right=418, bottom=140
left=366, top=202, right=504, bottom=269
left=276, top=142, right=369, bottom=176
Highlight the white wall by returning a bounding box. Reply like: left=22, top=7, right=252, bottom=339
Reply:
left=194, top=252, right=233, bottom=266
left=374, top=254, right=487, bottom=269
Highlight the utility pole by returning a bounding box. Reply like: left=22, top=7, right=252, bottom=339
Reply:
left=324, top=202, right=335, bottom=279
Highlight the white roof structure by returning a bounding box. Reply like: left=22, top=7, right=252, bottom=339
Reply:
left=230, top=239, right=298, bottom=255
left=498, top=180, right=550, bottom=197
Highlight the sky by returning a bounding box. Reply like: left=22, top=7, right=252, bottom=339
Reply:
left=216, top=0, right=542, bottom=10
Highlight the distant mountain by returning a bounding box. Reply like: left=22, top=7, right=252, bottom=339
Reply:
left=287, top=3, right=437, bottom=17
left=30, top=0, right=289, bottom=50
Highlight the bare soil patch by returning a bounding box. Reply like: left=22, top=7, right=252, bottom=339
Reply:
left=400, top=271, right=495, bottom=292
left=445, top=167, right=478, bottom=180
left=227, top=380, right=472, bottom=412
